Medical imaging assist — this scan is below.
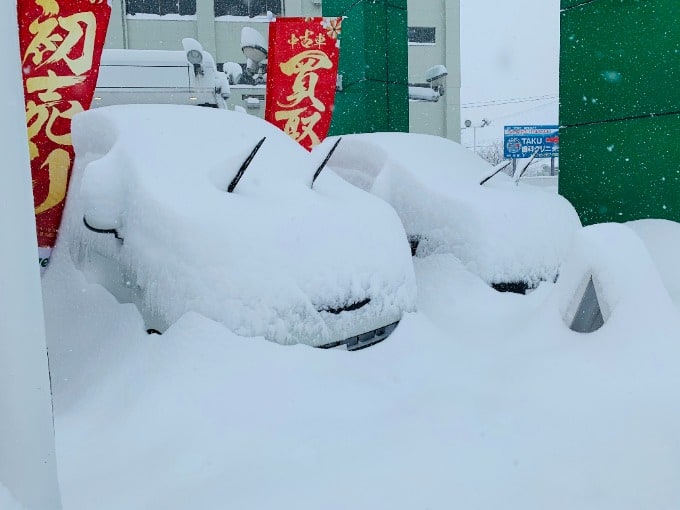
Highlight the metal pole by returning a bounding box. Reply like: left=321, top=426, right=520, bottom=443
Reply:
left=121, top=0, right=129, bottom=48
left=0, top=2, right=62, bottom=509
left=550, top=156, right=555, bottom=176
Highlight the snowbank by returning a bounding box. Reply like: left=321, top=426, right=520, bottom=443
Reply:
left=549, top=221, right=679, bottom=336
left=322, top=132, right=582, bottom=287
left=627, top=218, right=680, bottom=307
left=36, top=110, right=680, bottom=510
left=65, top=105, right=416, bottom=346
left=44, top=223, right=680, bottom=510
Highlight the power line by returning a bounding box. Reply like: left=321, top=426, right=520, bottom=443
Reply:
left=461, top=94, right=558, bottom=108
left=489, top=99, right=559, bottom=122
left=460, top=100, right=559, bottom=130
left=461, top=93, right=558, bottom=109
left=460, top=100, right=560, bottom=141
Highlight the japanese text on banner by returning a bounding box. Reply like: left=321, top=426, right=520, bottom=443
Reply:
left=265, top=17, right=342, bottom=151
left=18, top=0, right=110, bottom=264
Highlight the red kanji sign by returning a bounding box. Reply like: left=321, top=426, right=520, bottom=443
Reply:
left=265, top=17, right=342, bottom=151
left=18, top=0, right=110, bottom=268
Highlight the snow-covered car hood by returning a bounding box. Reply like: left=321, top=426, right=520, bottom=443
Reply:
left=320, top=132, right=582, bottom=288
left=65, top=105, right=417, bottom=346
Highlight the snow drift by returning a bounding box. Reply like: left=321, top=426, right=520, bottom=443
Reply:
left=322, top=132, right=582, bottom=288
left=65, top=105, right=417, bottom=346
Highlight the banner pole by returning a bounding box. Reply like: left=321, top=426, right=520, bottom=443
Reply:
left=0, top=1, right=63, bottom=509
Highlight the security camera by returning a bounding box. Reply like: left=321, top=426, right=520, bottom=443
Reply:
left=241, top=27, right=268, bottom=85
left=425, top=65, right=448, bottom=83
left=223, top=61, right=243, bottom=85
left=241, top=27, right=268, bottom=64
left=425, top=65, right=448, bottom=96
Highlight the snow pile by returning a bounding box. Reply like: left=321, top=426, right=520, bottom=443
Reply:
left=541, top=221, right=680, bottom=336
left=65, top=105, right=416, bottom=346
left=322, top=132, right=582, bottom=286
left=41, top=216, right=680, bottom=510
left=627, top=218, right=680, bottom=307
left=33, top=105, right=680, bottom=510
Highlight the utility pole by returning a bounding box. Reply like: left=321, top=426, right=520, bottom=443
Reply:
left=0, top=2, right=63, bottom=509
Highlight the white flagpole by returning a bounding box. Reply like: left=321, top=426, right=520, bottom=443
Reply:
left=0, top=1, right=63, bottom=509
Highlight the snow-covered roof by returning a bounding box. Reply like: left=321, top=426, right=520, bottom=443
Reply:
left=101, top=48, right=192, bottom=67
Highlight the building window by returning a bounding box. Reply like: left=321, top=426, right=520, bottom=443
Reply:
left=408, top=26, right=436, bottom=45
left=214, top=0, right=283, bottom=17
left=126, top=0, right=197, bottom=15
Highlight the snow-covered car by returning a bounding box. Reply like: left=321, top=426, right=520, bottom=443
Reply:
left=320, top=132, right=582, bottom=292
left=65, top=105, right=417, bottom=350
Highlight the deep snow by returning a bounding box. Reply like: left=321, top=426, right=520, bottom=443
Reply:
left=35, top=106, right=680, bottom=509
left=67, top=105, right=416, bottom=346
left=321, top=131, right=581, bottom=287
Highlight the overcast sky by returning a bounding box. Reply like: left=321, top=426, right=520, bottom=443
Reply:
left=459, top=0, right=560, bottom=150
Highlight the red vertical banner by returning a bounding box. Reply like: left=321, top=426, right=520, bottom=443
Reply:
left=265, top=17, right=342, bottom=151
left=18, top=0, right=111, bottom=270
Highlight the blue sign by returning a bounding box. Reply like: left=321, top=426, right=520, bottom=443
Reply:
left=504, top=125, right=559, bottom=159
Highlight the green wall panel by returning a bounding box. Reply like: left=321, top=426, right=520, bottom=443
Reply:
left=559, top=114, right=680, bottom=225
left=363, top=3, right=389, bottom=82
left=560, top=0, right=680, bottom=127
left=560, top=0, right=680, bottom=226
left=323, top=0, right=409, bottom=135
left=386, top=2, right=408, bottom=84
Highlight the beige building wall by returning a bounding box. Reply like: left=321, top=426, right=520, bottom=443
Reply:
left=104, top=0, right=460, bottom=141
left=407, top=0, right=460, bottom=142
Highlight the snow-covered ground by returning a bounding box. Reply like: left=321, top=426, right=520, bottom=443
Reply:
left=33, top=105, right=680, bottom=509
